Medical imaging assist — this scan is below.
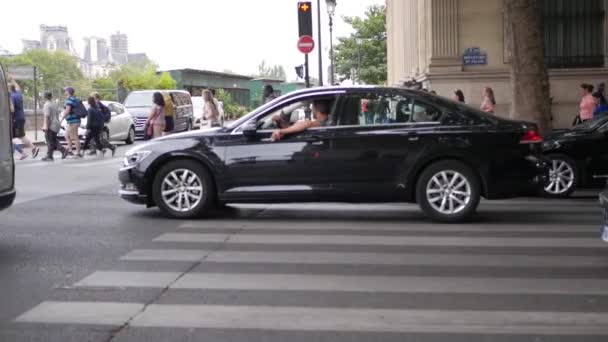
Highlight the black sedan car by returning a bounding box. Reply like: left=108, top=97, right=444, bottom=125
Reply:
left=119, top=87, right=546, bottom=223
left=541, top=116, right=608, bottom=198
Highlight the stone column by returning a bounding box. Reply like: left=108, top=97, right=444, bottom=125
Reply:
left=427, top=0, right=462, bottom=72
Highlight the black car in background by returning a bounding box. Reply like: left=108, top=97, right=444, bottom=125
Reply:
left=119, top=87, right=547, bottom=223
left=541, top=116, right=608, bottom=198
left=0, top=65, right=15, bottom=210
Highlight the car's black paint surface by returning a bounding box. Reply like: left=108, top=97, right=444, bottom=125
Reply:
left=119, top=87, right=546, bottom=208
left=543, top=116, right=608, bottom=187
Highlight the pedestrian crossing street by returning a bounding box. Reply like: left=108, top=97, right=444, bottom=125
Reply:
left=13, top=198, right=608, bottom=341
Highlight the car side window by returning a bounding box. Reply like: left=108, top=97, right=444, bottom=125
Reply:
left=335, top=93, right=413, bottom=127
left=257, top=101, right=311, bottom=130
left=115, top=104, right=124, bottom=114
left=410, top=101, right=443, bottom=123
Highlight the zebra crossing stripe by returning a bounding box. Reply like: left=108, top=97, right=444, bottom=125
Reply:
left=178, top=221, right=594, bottom=232
left=121, top=249, right=608, bottom=267
left=73, top=271, right=608, bottom=295
left=153, top=233, right=604, bottom=248
left=16, top=301, right=608, bottom=335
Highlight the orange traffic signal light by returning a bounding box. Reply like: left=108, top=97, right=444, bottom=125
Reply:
left=298, top=2, right=313, bottom=37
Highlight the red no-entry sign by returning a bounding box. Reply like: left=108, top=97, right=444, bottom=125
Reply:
left=297, top=35, right=315, bottom=54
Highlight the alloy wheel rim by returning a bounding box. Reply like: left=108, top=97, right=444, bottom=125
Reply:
left=161, top=168, right=204, bottom=212
left=544, top=159, right=575, bottom=195
left=426, top=170, right=472, bottom=215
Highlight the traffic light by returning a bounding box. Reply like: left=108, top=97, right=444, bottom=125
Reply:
left=298, top=2, right=313, bottom=37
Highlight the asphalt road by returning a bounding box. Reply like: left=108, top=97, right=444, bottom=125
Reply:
left=0, top=143, right=606, bottom=341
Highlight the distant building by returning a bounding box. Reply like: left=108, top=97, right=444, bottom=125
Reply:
left=128, top=53, right=149, bottom=64
left=110, top=32, right=128, bottom=65
left=83, top=37, right=110, bottom=63
left=22, top=40, right=41, bottom=52
left=21, top=25, right=75, bottom=54
left=165, top=69, right=253, bottom=107
left=39, top=25, right=73, bottom=53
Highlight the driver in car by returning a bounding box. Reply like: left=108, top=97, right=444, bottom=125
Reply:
left=271, top=100, right=330, bottom=141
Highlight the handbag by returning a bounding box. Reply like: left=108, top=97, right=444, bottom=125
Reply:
left=144, top=122, right=153, bottom=140
left=144, top=106, right=162, bottom=140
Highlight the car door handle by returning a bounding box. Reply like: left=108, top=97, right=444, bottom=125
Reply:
left=406, top=132, right=419, bottom=141
left=310, top=141, right=324, bottom=146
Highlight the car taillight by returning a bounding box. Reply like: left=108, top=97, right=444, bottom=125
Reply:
left=520, top=130, right=543, bottom=144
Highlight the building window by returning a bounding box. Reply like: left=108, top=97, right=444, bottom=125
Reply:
left=542, top=0, right=605, bottom=68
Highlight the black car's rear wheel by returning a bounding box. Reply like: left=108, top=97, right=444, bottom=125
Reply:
left=152, top=160, right=215, bottom=219
left=542, top=154, right=577, bottom=198
left=416, top=160, right=481, bottom=223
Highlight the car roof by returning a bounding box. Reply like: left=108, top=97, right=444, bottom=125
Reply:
left=279, top=85, right=430, bottom=99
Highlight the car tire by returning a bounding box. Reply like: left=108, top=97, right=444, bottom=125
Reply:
left=416, top=160, right=481, bottom=223
left=152, top=159, right=215, bottom=219
left=541, top=154, right=578, bottom=198
left=125, top=126, right=135, bottom=145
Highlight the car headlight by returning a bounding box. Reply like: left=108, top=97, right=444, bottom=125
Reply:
left=123, top=151, right=152, bottom=167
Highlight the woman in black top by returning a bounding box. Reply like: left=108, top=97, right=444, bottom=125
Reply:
left=82, top=96, right=116, bottom=157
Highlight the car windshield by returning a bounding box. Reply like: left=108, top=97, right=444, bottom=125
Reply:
left=125, top=93, right=153, bottom=107
left=573, top=116, right=608, bottom=131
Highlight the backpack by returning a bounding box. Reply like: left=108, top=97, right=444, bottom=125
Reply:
left=99, top=103, right=112, bottom=123
left=89, top=107, right=105, bottom=128
left=72, top=98, right=88, bottom=119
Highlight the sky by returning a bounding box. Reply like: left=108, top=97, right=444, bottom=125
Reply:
left=0, top=0, right=384, bottom=82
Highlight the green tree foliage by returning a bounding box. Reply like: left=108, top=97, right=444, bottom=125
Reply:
left=257, top=60, right=287, bottom=81
left=334, top=5, right=387, bottom=85
left=0, top=49, right=84, bottom=97
left=216, top=89, right=249, bottom=119
left=92, top=62, right=177, bottom=101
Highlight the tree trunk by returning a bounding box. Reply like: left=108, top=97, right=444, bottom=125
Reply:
left=504, top=0, right=552, bottom=136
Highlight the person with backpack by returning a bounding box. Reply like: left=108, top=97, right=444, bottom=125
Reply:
left=82, top=96, right=114, bottom=157
left=62, top=86, right=84, bottom=158
left=91, top=92, right=116, bottom=156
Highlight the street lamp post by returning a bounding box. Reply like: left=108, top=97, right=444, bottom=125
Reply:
left=317, top=0, right=323, bottom=86
left=355, top=37, right=362, bottom=85
left=326, top=0, right=337, bottom=86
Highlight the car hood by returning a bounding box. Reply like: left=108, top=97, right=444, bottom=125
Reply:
left=126, top=106, right=151, bottom=118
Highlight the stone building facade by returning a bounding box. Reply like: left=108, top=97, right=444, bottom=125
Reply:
left=386, top=0, right=608, bottom=128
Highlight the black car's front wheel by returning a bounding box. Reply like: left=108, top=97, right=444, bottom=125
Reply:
left=416, top=160, right=481, bottom=223
left=541, top=154, right=577, bottom=198
left=152, top=160, right=215, bottom=219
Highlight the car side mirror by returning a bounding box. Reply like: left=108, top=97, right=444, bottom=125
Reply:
left=243, top=121, right=258, bottom=138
